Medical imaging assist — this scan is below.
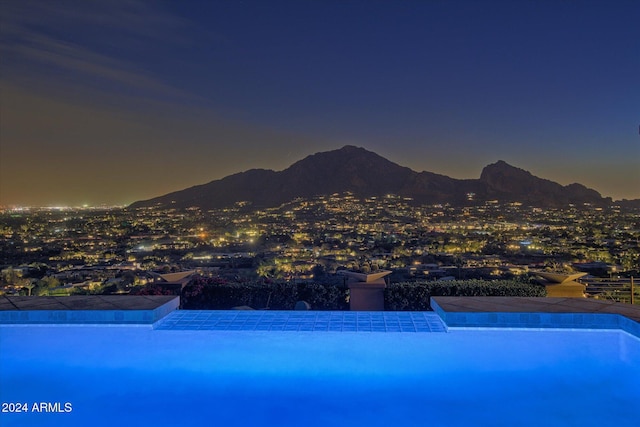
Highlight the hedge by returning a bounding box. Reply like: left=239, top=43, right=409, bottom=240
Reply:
left=181, top=280, right=349, bottom=310
left=180, top=278, right=545, bottom=311
left=384, top=279, right=546, bottom=311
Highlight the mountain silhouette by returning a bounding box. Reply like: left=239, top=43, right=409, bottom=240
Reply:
left=129, top=145, right=615, bottom=209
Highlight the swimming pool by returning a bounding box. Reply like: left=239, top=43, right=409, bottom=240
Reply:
left=1, top=311, right=639, bottom=427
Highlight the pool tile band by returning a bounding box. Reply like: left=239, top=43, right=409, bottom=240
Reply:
left=153, top=311, right=447, bottom=332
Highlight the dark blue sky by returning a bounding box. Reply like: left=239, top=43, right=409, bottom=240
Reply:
left=1, top=0, right=638, bottom=206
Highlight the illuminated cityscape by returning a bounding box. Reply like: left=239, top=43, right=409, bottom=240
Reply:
left=1, top=195, right=638, bottom=297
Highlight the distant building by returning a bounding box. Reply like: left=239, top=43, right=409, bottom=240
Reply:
left=148, top=270, right=197, bottom=292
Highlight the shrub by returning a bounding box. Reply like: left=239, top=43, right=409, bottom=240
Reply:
left=180, top=277, right=544, bottom=311
left=384, top=279, right=546, bottom=311
left=296, top=282, right=349, bottom=310
left=130, top=284, right=177, bottom=296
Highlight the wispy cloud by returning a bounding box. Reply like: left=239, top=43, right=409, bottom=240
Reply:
left=0, top=0, right=210, bottom=106
left=1, top=0, right=195, bottom=45
left=2, top=33, right=191, bottom=101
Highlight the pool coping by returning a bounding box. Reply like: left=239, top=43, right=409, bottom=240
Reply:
left=430, top=297, right=640, bottom=338
left=0, top=295, right=179, bottom=324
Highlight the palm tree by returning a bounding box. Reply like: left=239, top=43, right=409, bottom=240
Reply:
left=256, top=260, right=274, bottom=283
left=18, top=278, right=35, bottom=296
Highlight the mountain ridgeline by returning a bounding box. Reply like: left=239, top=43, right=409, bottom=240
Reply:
left=130, top=145, right=619, bottom=209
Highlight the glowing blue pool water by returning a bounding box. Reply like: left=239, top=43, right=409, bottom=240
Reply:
left=1, top=313, right=639, bottom=427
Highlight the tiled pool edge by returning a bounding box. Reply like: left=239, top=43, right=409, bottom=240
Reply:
left=1, top=294, right=638, bottom=338
left=0, top=296, right=179, bottom=324
left=153, top=310, right=447, bottom=332
left=430, top=298, right=640, bottom=338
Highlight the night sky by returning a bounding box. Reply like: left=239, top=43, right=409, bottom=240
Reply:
left=1, top=0, right=639, bottom=207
